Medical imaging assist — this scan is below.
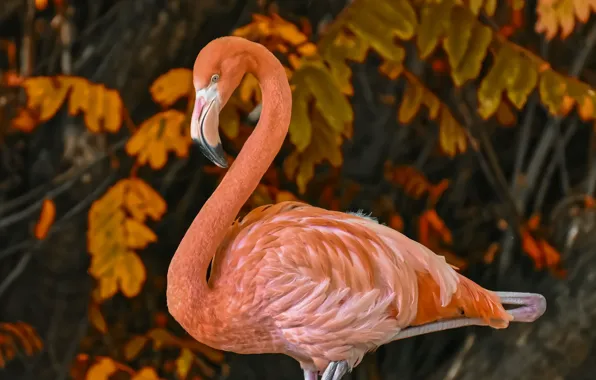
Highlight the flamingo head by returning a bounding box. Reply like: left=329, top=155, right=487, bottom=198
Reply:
left=190, top=37, right=252, bottom=168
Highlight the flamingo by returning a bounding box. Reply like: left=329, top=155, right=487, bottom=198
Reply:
left=166, top=36, right=547, bottom=380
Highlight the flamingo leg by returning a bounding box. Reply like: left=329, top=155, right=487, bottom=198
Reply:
left=304, top=370, right=318, bottom=380
left=321, top=361, right=349, bottom=380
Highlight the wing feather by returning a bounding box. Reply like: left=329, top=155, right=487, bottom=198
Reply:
left=212, top=201, right=460, bottom=369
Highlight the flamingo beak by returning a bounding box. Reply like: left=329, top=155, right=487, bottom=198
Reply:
left=191, top=86, right=227, bottom=168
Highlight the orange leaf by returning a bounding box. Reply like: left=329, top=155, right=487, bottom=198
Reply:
left=150, top=68, right=194, bottom=107
left=484, top=242, right=499, bottom=264
left=527, top=213, right=541, bottom=230
left=85, top=357, right=117, bottom=380
left=34, top=198, right=55, bottom=239
left=387, top=165, right=450, bottom=205
left=0, top=322, right=43, bottom=368
left=88, top=302, right=107, bottom=334
left=521, top=229, right=544, bottom=269
left=124, top=335, right=149, bottom=361
left=132, top=367, right=160, bottom=380
left=422, top=209, right=452, bottom=244
left=35, top=0, right=48, bottom=10
left=389, top=214, right=404, bottom=232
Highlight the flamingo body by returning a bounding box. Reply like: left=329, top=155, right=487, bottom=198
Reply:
left=187, top=201, right=511, bottom=372
left=167, top=36, right=546, bottom=380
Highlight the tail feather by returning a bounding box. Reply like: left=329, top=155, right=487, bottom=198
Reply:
left=411, top=272, right=513, bottom=329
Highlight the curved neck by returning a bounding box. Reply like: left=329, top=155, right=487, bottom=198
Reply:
left=167, top=43, right=292, bottom=327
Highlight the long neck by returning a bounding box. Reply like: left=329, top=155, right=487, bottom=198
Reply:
left=166, top=44, right=292, bottom=327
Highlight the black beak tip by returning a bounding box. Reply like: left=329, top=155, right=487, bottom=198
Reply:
left=193, top=138, right=228, bottom=168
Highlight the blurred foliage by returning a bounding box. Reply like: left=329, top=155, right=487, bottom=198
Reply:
left=2, top=0, right=596, bottom=378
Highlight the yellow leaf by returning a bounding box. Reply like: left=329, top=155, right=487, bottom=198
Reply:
left=319, top=0, right=416, bottom=94
left=88, top=178, right=165, bottom=301
left=398, top=73, right=466, bottom=156
left=288, top=61, right=352, bottom=154
left=132, top=367, right=160, bottom=380
left=417, top=0, right=455, bottom=59
left=439, top=107, right=467, bottom=157
left=0, top=322, right=43, bottom=368
left=276, top=190, right=299, bottom=203
left=444, top=6, right=475, bottom=73
left=175, top=348, right=194, bottom=380
left=147, top=328, right=177, bottom=349
left=125, top=218, right=157, bottom=249
left=115, top=251, right=146, bottom=298
left=89, top=302, right=107, bottom=334
left=20, top=76, right=71, bottom=122
left=86, top=357, right=117, bottom=380
left=66, top=77, right=123, bottom=133
left=398, top=79, right=423, bottom=124
left=124, top=335, right=149, bottom=361
left=477, top=45, right=514, bottom=119
left=15, top=76, right=124, bottom=133
left=450, top=19, right=492, bottom=87
left=126, top=110, right=191, bottom=170
left=150, top=68, right=194, bottom=107
left=535, top=0, right=596, bottom=40
left=539, top=70, right=568, bottom=115
left=238, top=73, right=261, bottom=104
left=34, top=198, right=55, bottom=239
left=284, top=108, right=344, bottom=193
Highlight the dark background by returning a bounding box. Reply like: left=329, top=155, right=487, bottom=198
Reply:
left=1, top=0, right=595, bottom=379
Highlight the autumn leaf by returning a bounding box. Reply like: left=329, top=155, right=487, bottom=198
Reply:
left=398, top=72, right=467, bottom=156
left=317, top=0, right=417, bottom=95
left=86, top=357, right=117, bottom=380
left=88, top=302, right=107, bottom=334
left=147, top=328, right=178, bottom=350
left=126, top=110, right=191, bottom=170
left=284, top=108, right=346, bottom=194
left=0, top=322, right=43, bottom=368
left=233, top=13, right=318, bottom=68
left=520, top=214, right=563, bottom=272
left=13, top=76, right=124, bottom=133
left=384, top=164, right=450, bottom=206
left=150, top=68, right=194, bottom=108
left=461, top=0, right=499, bottom=15
left=132, top=367, right=160, bottom=380
left=535, top=0, right=596, bottom=40
left=124, top=335, right=149, bottom=361
left=175, top=348, right=193, bottom=380
left=35, top=0, right=48, bottom=10
left=418, top=209, right=467, bottom=269
left=34, top=198, right=56, bottom=239
left=406, top=1, right=596, bottom=122
left=283, top=62, right=352, bottom=193
left=87, top=178, right=166, bottom=301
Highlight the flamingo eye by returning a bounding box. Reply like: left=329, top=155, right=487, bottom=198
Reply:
left=211, top=74, right=219, bottom=83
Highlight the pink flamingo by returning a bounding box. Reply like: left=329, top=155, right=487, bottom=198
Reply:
left=166, top=36, right=547, bottom=380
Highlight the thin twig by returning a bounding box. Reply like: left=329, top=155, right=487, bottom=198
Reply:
left=0, top=138, right=126, bottom=224
left=0, top=173, right=116, bottom=298
left=0, top=250, right=33, bottom=298
left=532, top=119, right=578, bottom=213
left=510, top=94, right=538, bottom=194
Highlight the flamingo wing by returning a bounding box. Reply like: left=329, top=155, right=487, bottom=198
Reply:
left=209, top=201, right=461, bottom=370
